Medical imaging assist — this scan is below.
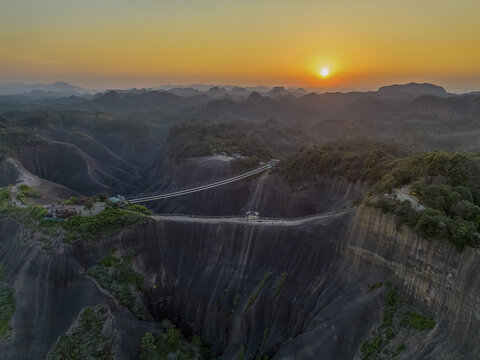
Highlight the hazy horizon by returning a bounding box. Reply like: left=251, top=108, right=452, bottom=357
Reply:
left=1, top=79, right=479, bottom=95
left=2, top=0, right=480, bottom=93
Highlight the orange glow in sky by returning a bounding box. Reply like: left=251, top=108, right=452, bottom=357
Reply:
left=1, top=0, right=480, bottom=91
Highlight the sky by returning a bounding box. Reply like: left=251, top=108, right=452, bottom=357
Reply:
left=1, top=0, right=480, bottom=92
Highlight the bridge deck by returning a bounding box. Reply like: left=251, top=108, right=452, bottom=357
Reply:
left=150, top=209, right=353, bottom=226
left=129, top=163, right=273, bottom=203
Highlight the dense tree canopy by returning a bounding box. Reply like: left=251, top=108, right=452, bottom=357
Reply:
left=282, top=140, right=480, bottom=251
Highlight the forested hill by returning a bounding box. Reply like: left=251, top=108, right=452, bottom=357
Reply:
left=1, top=84, right=480, bottom=152
left=281, top=139, right=480, bottom=251
left=167, top=119, right=306, bottom=161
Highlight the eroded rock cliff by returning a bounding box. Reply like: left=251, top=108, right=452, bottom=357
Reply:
left=0, top=205, right=478, bottom=359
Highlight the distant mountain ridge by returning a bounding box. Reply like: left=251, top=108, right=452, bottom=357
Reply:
left=89, top=90, right=210, bottom=113
left=0, top=81, right=93, bottom=97
left=377, top=82, right=448, bottom=98
left=1, top=81, right=469, bottom=101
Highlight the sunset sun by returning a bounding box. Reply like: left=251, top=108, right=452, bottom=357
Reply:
left=319, top=66, right=330, bottom=78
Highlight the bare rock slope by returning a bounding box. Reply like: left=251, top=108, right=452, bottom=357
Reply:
left=1, top=203, right=478, bottom=359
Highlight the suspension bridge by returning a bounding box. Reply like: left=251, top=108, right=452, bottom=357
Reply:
left=128, top=160, right=278, bottom=204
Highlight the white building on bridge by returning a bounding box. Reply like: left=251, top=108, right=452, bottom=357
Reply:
left=245, top=211, right=260, bottom=220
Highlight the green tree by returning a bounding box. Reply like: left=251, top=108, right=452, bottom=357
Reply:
left=415, top=209, right=449, bottom=240
left=191, top=335, right=203, bottom=348
left=166, top=327, right=181, bottom=349
left=65, top=197, right=78, bottom=205
left=447, top=192, right=463, bottom=212
left=427, top=152, right=449, bottom=176
left=449, top=218, right=477, bottom=251
left=421, top=185, right=450, bottom=212
left=84, top=198, right=96, bottom=211
left=393, top=200, right=419, bottom=226
left=453, top=185, right=473, bottom=202
left=392, top=168, right=411, bottom=185
left=141, top=332, right=156, bottom=350
left=410, top=180, right=423, bottom=197
left=450, top=200, right=479, bottom=221
left=449, top=163, right=469, bottom=186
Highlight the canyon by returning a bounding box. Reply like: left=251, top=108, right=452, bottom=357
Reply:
left=0, top=165, right=479, bottom=359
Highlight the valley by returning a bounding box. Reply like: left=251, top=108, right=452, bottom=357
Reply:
left=0, top=83, right=480, bottom=359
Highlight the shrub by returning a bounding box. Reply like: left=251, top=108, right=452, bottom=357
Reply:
left=62, top=207, right=145, bottom=241
left=361, top=335, right=383, bottom=359
left=48, top=306, right=114, bottom=360
left=382, top=287, right=401, bottom=327
left=236, top=347, right=245, bottom=360
left=88, top=254, right=147, bottom=319
left=403, top=310, right=436, bottom=330
left=449, top=218, right=478, bottom=251
left=141, top=332, right=156, bottom=351
left=246, top=272, right=272, bottom=311
left=166, top=327, right=181, bottom=349
left=392, top=343, right=406, bottom=357
left=140, top=327, right=212, bottom=360
left=17, top=185, right=40, bottom=199
left=415, top=208, right=450, bottom=241
left=273, top=272, right=288, bottom=299
left=126, top=204, right=153, bottom=215
left=65, top=197, right=78, bottom=205
left=0, top=265, right=15, bottom=338
left=368, top=282, right=383, bottom=293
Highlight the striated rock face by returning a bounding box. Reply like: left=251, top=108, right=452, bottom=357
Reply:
left=0, top=158, right=19, bottom=187
left=0, top=218, right=159, bottom=360
left=18, top=141, right=143, bottom=196
left=69, top=213, right=381, bottom=360
left=1, top=204, right=479, bottom=359
left=344, top=206, right=480, bottom=358
left=2, top=117, right=168, bottom=196
left=68, top=207, right=478, bottom=359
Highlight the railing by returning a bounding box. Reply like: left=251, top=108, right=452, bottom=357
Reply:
left=128, top=162, right=274, bottom=203
left=151, top=209, right=353, bottom=222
